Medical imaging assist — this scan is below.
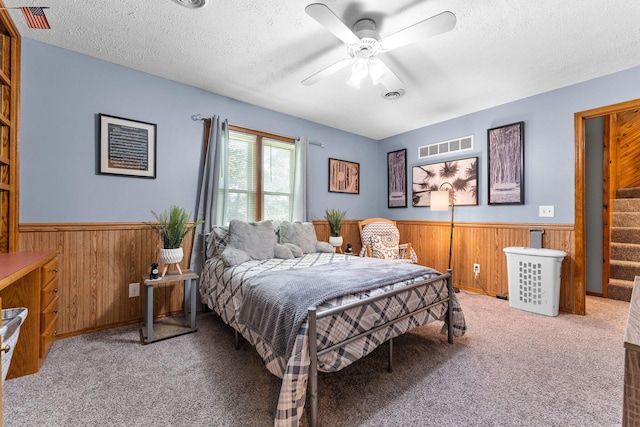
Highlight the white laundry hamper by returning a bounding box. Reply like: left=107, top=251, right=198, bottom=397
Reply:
left=0, top=307, right=28, bottom=382
left=503, top=247, right=566, bottom=316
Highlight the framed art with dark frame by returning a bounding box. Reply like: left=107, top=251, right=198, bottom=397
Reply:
left=487, top=121, right=524, bottom=204
left=387, top=148, right=407, bottom=208
left=328, top=158, right=359, bottom=194
left=412, top=157, right=478, bottom=207
left=99, top=113, right=157, bottom=179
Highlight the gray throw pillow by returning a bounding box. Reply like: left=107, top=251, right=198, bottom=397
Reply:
left=282, top=242, right=304, bottom=258
left=279, top=221, right=318, bottom=254
left=315, top=241, right=334, bottom=253
left=274, top=243, right=294, bottom=259
left=229, top=220, right=276, bottom=260
left=221, top=246, right=251, bottom=267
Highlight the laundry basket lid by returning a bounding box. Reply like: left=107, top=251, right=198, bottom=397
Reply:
left=503, top=246, right=566, bottom=259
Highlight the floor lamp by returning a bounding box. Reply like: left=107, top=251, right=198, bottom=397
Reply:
left=430, top=184, right=455, bottom=272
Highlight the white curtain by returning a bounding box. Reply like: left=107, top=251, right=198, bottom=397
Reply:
left=292, top=136, right=310, bottom=222
left=190, top=116, right=228, bottom=275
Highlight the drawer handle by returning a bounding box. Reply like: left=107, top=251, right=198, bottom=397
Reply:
left=53, top=310, right=58, bottom=314
left=1, top=344, right=10, bottom=354
left=52, top=289, right=58, bottom=294
left=53, top=269, right=58, bottom=273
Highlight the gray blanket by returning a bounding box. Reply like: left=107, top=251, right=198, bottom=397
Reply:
left=237, top=257, right=439, bottom=359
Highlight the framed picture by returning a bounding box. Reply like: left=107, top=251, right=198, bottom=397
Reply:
left=387, top=149, right=407, bottom=208
left=487, top=122, right=524, bottom=204
left=412, top=157, right=478, bottom=207
left=328, top=158, right=359, bottom=194
left=99, top=113, right=156, bottom=178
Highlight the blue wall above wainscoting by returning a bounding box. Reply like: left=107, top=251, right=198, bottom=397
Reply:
left=379, top=64, right=640, bottom=224
left=19, top=39, right=375, bottom=223
left=19, top=37, right=640, bottom=229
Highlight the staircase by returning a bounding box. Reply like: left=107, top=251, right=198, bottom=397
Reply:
left=609, top=188, right=640, bottom=301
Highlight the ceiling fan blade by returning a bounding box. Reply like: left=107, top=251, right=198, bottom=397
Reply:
left=373, top=58, right=404, bottom=91
left=382, top=11, right=456, bottom=51
left=301, top=58, right=354, bottom=86
left=305, top=3, right=359, bottom=45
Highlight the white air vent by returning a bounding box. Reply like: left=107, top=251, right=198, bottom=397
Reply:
left=171, top=0, right=208, bottom=8
left=418, top=135, right=474, bottom=159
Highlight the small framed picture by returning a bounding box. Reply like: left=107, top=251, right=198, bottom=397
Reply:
left=328, top=158, right=359, bottom=194
left=99, top=114, right=156, bottom=179
left=487, top=122, right=524, bottom=204
left=387, top=149, right=407, bottom=208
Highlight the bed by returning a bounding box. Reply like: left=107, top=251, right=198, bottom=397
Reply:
left=199, top=220, right=466, bottom=427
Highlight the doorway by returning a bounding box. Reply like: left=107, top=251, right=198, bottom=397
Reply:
left=575, top=98, right=640, bottom=313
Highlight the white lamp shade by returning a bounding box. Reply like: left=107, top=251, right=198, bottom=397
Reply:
left=430, top=190, right=450, bottom=211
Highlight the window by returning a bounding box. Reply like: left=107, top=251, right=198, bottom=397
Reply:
left=219, top=125, right=295, bottom=224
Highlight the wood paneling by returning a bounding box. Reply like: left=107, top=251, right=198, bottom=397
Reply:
left=19, top=219, right=576, bottom=339
left=314, top=219, right=577, bottom=314
left=615, top=108, right=640, bottom=189
left=19, top=223, right=194, bottom=337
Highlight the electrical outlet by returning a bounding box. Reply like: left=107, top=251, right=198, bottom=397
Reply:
left=539, top=205, right=555, bottom=217
left=129, top=282, right=140, bottom=298
left=473, top=263, right=480, bottom=274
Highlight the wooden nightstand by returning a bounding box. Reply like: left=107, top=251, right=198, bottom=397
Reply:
left=140, top=270, right=198, bottom=344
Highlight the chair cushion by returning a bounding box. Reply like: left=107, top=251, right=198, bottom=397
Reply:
left=370, top=234, right=400, bottom=259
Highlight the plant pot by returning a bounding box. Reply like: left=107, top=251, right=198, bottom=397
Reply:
left=159, top=247, right=184, bottom=265
left=329, top=236, right=343, bottom=248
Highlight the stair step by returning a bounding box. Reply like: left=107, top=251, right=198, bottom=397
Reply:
left=612, top=227, right=640, bottom=244
left=610, top=260, right=640, bottom=281
left=612, top=212, right=640, bottom=227
left=614, top=198, right=640, bottom=212
left=617, top=188, right=640, bottom=199
left=608, top=278, right=634, bottom=302
left=611, top=242, right=640, bottom=261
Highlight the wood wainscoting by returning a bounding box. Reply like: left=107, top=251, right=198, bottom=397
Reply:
left=315, top=219, right=577, bottom=314
left=19, top=223, right=194, bottom=338
left=19, top=219, right=575, bottom=339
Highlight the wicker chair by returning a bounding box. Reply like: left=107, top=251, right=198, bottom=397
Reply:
left=358, top=218, right=417, bottom=263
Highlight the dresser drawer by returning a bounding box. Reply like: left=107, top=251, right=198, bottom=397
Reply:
left=40, top=311, right=58, bottom=359
left=41, top=258, right=59, bottom=285
left=41, top=277, right=59, bottom=309
left=40, top=295, right=59, bottom=333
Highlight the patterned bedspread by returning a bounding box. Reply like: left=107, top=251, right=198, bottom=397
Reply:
left=200, top=253, right=466, bottom=427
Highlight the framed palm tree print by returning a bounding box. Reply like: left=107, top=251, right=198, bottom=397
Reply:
left=412, top=157, right=478, bottom=207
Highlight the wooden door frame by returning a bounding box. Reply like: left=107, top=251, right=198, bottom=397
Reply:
left=575, top=98, right=640, bottom=314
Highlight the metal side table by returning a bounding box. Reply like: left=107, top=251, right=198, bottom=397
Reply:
left=140, top=270, right=198, bottom=344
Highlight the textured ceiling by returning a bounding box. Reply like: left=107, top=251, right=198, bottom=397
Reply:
left=6, top=0, right=640, bottom=139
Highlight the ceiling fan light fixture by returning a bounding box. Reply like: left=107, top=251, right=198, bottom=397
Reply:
left=347, top=59, right=369, bottom=88
left=170, top=0, right=208, bottom=9
left=368, top=58, right=385, bottom=85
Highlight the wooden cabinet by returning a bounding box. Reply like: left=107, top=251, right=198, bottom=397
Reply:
left=0, top=6, right=21, bottom=253
left=39, top=258, right=58, bottom=362
left=0, top=251, right=58, bottom=378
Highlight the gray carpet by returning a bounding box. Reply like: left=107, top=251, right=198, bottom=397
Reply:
left=2, top=292, right=629, bottom=426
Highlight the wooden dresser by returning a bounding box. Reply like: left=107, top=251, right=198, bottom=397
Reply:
left=0, top=251, right=58, bottom=378
left=624, top=277, right=640, bottom=426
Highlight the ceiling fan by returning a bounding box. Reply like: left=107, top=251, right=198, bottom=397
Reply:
left=302, top=3, right=456, bottom=91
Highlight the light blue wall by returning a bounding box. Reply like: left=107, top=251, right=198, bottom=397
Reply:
left=378, top=65, right=640, bottom=224
left=19, top=39, right=376, bottom=223
left=20, top=38, right=640, bottom=229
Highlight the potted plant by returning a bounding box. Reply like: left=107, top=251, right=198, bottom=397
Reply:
left=324, top=208, right=347, bottom=248
left=149, top=205, right=204, bottom=266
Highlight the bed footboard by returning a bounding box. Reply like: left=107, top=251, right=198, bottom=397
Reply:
left=307, top=269, right=454, bottom=427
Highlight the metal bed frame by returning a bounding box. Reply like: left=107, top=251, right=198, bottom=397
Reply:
left=306, top=269, right=454, bottom=427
